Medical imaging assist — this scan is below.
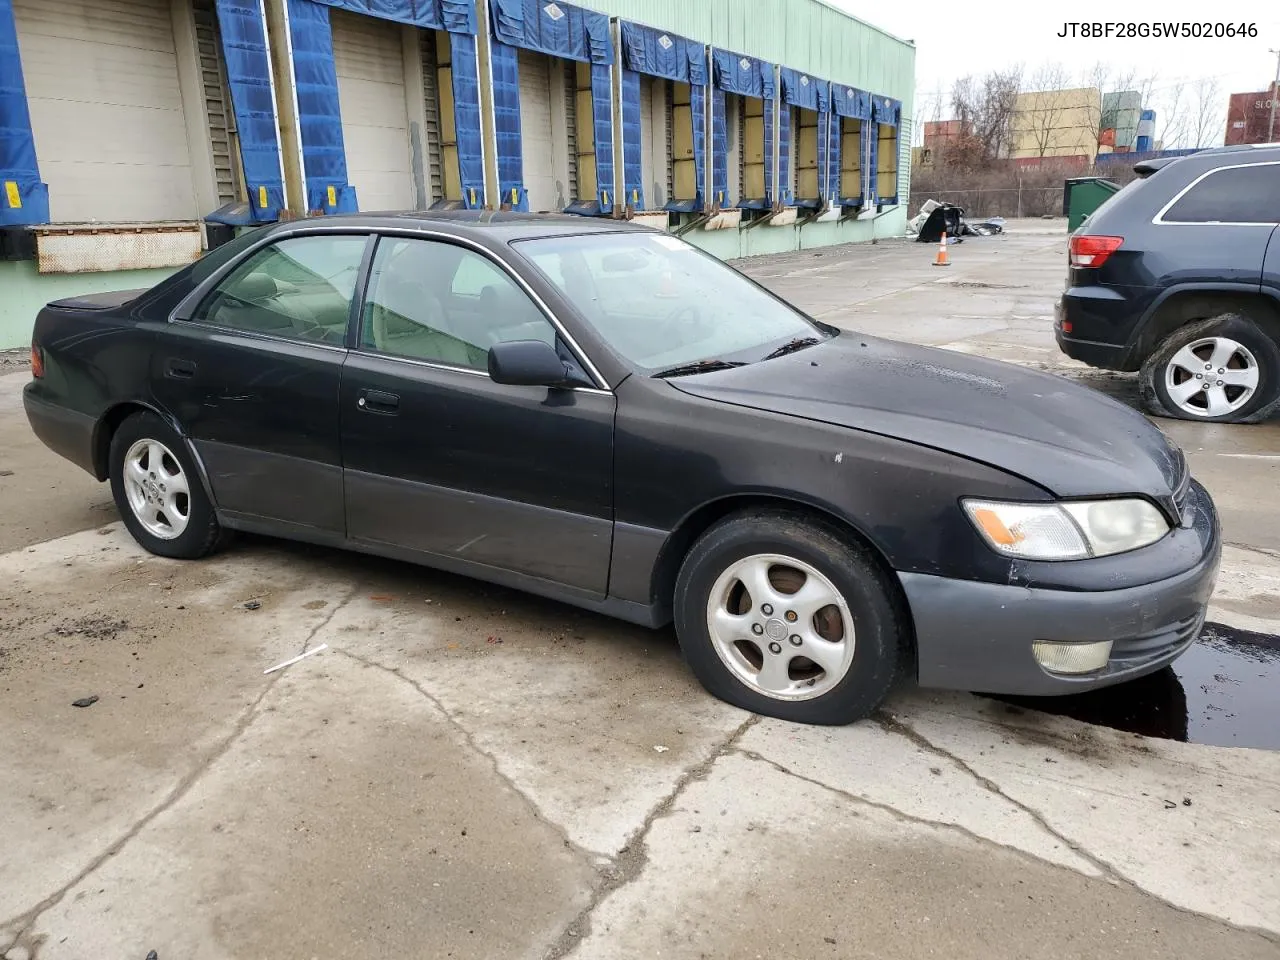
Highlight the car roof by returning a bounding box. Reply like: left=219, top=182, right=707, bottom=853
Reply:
left=278, top=209, right=655, bottom=242
left=1130, top=142, right=1280, bottom=178
left=1201, top=141, right=1280, bottom=157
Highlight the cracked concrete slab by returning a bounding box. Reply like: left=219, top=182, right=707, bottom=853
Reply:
left=317, top=586, right=749, bottom=856
left=895, top=692, right=1280, bottom=934
left=11, top=635, right=593, bottom=960
left=565, top=752, right=1279, bottom=960
left=735, top=715, right=1101, bottom=874
left=0, top=527, right=355, bottom=927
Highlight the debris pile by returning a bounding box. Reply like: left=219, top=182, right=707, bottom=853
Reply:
left=909, top=199, right=1005, bottom=243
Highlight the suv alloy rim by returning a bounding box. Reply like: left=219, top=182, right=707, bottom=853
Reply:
left=1163, top=336, right=1260, bottom=418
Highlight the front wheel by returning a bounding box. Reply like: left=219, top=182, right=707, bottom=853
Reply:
left=108, top=411, right=224, bottom=559
left=1140, top=315, right=1280, bottom=423
left=673, top=511, right=908, bottom=725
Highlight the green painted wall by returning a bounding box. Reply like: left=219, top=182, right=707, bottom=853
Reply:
left=685, top=205, right=907, bottom=261
left=0, top=261, right=177, bottom=349
left=581, top=0, right=915, bottom=105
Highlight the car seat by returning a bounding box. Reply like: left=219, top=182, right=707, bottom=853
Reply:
left=369, top=274, right=481, bottom=367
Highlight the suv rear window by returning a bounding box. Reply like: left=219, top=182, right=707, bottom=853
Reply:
left=1161, top=163, right=1280, bottom=224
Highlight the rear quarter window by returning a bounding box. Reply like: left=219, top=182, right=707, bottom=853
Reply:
left=1160, top=163, right=1280, bottom=224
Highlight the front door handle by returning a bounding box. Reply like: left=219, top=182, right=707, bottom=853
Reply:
left=165, top=358, right=197, bottom=379
left=357, top=388, right=399, bottom=414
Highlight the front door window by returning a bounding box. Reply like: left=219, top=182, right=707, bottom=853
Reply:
left=359, top=238, right=556, bottom=370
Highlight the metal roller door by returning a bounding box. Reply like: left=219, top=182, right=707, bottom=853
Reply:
left=13, top=0, right=198, bottom=222
left=518, top=48, right=556, bottom=212
left=420, top=30, right=443, bottom=205
left=332, top=9, right=413, bottom=212
left=639, top=74, right=670, bottom=210
left=564, top=60, right=578, bottom=204
left=193, top=0, right=241, bottom=207
left=639, top=75, right=654, bottom=208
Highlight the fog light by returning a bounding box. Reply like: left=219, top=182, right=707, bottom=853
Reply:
left=1031, top=640, right=1112, bottom=675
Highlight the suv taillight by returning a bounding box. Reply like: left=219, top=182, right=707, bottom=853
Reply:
left=1069, top=235, right=1123, bottom=268
left=30, top=342, right=44, bottom=378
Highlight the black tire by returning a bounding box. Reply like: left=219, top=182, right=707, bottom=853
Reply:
left=108, top=411, right=224, bottom=559
left=673, top=510, right=908, bottom=725
left=1140, top=314, right=1280, bottom=424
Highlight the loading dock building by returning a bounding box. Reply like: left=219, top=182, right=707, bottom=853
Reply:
left=0, top=0, right=915, bottom=347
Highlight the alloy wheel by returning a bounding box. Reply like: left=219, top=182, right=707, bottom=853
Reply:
left=122, top=438, right=191, bottom=540
left=704, top=553, right=855, bottom=701
left=1163, top=336, right=1260, bottom=418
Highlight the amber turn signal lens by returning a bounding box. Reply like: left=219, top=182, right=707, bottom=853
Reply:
left=970, top=507, right=1020, bottom=547
left=30, top=342, right=44, bottom=378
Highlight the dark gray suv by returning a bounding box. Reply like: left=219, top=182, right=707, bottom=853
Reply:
left=1056, top=143, right=1280, bottom=423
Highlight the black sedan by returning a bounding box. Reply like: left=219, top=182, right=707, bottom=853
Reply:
left=24, top=213, right=1221, bottom=725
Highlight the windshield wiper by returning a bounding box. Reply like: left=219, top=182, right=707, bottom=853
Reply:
left=651, top=359, right=748, bottom=379
left=761, top=336, right=821, bottom=361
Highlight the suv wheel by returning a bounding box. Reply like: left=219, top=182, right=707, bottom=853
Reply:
left=1140, top=314, right=1280, bottom=424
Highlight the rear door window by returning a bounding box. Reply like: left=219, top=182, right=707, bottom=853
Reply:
left=1161, top=163, right=1280, bottom=224
left=191, top=235, right=369, bottom=344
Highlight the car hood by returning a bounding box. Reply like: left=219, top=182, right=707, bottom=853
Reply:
left=668, top=333, right=1184, bottom=500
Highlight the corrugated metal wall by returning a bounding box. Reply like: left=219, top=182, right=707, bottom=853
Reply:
left=898, top=116, right=911, bottom=206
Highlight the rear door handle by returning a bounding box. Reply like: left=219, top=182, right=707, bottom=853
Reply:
left=357, top=388, right=399, bottom=414
left=165, top=358, right=197, bottom=379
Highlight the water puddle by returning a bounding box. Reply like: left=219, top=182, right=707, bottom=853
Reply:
left=988, top=622, right=1280, bottom=750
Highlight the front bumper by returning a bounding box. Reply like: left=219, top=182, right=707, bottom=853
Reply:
left=901, top=481, right=1221, bottom=696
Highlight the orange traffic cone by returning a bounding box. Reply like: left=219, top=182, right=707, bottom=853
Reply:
left=932, top=229, right=950, bottom=267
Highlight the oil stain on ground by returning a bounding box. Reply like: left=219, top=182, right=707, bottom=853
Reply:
left=989, top=622, right=1280, bottom=750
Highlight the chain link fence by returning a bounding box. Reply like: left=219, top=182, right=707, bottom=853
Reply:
left=909, top=162, right=1141, bottom=219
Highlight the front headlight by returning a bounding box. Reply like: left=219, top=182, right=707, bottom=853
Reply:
left=963, top=498, right=1170, bottom=561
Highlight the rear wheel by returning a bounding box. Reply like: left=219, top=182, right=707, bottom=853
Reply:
left=1141, top=314, right=1280, bottom=423
left=108, top=411, right=223, bottom=559
left=673, top=511, right=907, bottom=725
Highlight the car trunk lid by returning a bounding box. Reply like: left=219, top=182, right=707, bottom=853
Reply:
left=46, top=289, right=148, bottom=311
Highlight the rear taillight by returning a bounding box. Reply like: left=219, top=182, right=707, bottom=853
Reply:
left=30, top=342, right=44, bottom=378
left=1069, top=235, right=1123, bottom=269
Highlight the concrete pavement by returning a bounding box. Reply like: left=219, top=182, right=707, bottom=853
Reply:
left=2, top=223, right=1279, bottom=960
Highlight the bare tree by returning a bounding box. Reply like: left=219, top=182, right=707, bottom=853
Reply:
left=1154, top=81, right=1190, bottom=149
left=1018, top=62, right=1080, bottom=158
left=912, top=81, right=947, bottom=147
left=1189, top=76, right=1224, bottom=148
left=950, top=66, right=1022, bottom=167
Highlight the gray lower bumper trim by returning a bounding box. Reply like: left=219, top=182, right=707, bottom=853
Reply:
left=900, top=540, right=1220, bottom=696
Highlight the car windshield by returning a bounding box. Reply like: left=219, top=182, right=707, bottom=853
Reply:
left=513, top=232, right=826, bottom=374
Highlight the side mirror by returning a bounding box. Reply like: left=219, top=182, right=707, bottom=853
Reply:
left=488, top=339, right=575, bottom=387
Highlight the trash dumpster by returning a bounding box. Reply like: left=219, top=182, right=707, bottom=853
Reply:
left=1063, top=177, right=1121, bottom=232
